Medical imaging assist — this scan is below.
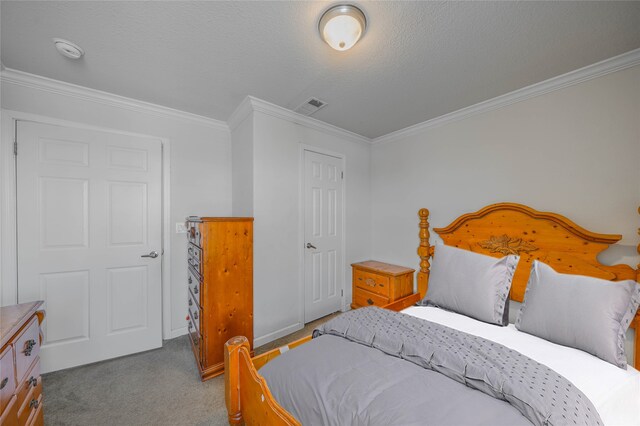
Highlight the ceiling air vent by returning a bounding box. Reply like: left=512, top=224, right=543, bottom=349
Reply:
left=294, top=97, right=327, bottom=116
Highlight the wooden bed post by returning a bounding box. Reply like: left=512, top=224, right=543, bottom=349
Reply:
left=225, top=336, right=249, bottom=425
left=417, top=208, right=431, bottom=299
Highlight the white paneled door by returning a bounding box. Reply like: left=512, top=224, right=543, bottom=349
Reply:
left=16, top=121, right=162, bottom=373
left=303, top=150, right=343, bottom=323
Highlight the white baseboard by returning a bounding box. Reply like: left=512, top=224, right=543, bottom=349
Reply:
left=168, top=323, right=304, bottom=347
left=254, top=322, right=304, bottom=348
left=166, top=326, right=187, bottom=340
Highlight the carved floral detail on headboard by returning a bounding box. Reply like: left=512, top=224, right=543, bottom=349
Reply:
left=478, top=234, right=538, bottom=256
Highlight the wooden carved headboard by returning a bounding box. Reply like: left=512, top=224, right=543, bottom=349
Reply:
left=416, top=203, right=640, bottom=367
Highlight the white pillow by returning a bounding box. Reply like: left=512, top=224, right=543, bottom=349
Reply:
left=420, top=245, right=518, bottom=326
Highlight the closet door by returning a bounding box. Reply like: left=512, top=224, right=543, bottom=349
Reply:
left=16, top=121, right=163, bottom=373
left=303, top=149, right=344, bottom=323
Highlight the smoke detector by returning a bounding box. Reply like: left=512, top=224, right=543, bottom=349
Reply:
left=294, top=97, right=327, bottom=116
left=53, top=38, right=84, bottom=59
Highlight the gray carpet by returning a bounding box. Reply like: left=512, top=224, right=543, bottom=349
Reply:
left=43, top=313, right=340, bottom=425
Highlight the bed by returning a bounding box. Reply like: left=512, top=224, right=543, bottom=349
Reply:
left=224, top=203, right=640, bottom=425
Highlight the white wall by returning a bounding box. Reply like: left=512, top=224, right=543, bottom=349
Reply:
left=371, top=65, right=640, bottom=274
left=231, top=106, right=372, bottom=346
left=1, top=75, right=232, bottom=338
left=231, top=112, right=254, bottom=217
left=3, top=60, right=637, bottom=354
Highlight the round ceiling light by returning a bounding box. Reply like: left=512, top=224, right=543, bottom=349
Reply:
left=318, top=4, right=366, bottom=51
left=53, top=38, right=84, bottom=59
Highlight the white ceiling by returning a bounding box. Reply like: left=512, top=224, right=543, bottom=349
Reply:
left=2, top=1, right=640, bottom=139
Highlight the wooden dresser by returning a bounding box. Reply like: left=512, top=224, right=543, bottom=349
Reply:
left=0, top=302, right=45, bottom=426
left=351, top=261, right=415, bottom=309
left=186, top=217, right=253, bottom=381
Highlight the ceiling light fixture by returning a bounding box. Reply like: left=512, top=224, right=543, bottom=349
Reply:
left=318, top=4, right=366, bottom=51
left=53, top=38, right=84, bottom=59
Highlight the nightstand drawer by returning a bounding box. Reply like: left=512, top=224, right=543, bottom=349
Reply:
left=354, top=270, right=390, bottom=297
left=353, top=288, right=389, bottom=307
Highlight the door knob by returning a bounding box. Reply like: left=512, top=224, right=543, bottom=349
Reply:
left=306, top=243, right=317, bottom=249
left=141, top=251, right=159, bottom=258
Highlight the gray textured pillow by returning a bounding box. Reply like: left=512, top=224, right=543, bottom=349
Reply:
left=516, top=260, right=640, bottom=369
left=420, top=245, right=518, bottom=326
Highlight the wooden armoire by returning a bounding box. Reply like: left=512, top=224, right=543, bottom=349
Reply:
left=186, top=217, right=253, bottom=381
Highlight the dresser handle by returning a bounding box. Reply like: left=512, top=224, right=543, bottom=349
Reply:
left=366, top=298, right=374, bottom=305
left=28, top=376, right=37, bottom=387
left=29, top=399, right=39, bottom=409
left=0, top=377, right=7, bottom=389
left=24, top=339, right=36, bottom=356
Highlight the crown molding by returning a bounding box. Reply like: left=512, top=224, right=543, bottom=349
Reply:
left=0, top=68, right=229, bottom=131
left=229, top=95, right=371, bottom=145
left=227, top=95, right=255, bottom=131
left=373, top=48, right=640, bottom=145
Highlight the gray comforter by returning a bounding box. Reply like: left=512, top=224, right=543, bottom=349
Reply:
left=259, top=307, right=602, bottom=426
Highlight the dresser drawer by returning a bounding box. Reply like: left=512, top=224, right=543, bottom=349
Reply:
left=354, top=270, right=390, bottom=297
left=188, top=268, right=202, bottom=300
left=17, top=378, right=41, bottom=426
left=188, top=301, right=201, bottom=334
left=188, top=290, right=200, bottom=312
left=188, top=254, right=202, bottom=276
left=13, top=317, right=40, bottom=383
left=187, top=317, right=202, bottom=362
left=27, top=396, right=43, bottom=426
left=353, top=287, right=390, bottom=307
left=15, top=358, right=40, bottom=411
left=187, top=222, right=202, bottom=247
left=0, top=395, right=18, bottom=426
left=0, top=345, right=16, bottom=413
left=188, top=243, right=202, bottom=263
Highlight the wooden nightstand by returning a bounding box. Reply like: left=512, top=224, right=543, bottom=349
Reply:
left=351, top=261, right=415, bottom=309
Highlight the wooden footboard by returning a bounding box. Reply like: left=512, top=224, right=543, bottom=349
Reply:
left=224, top=335, right=300, bottom=425
left=224, top=293, right=421, bottom=424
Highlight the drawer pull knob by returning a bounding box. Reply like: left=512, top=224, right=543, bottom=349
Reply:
left=29, top=399, right=39, bottom=409
left=366, top=298, right=374, bottom=305
left=24, top=339, right=36, bottom=356
left=29, top=376, right=37, bottom=387
left=0, top=377, right=8, bottom=389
